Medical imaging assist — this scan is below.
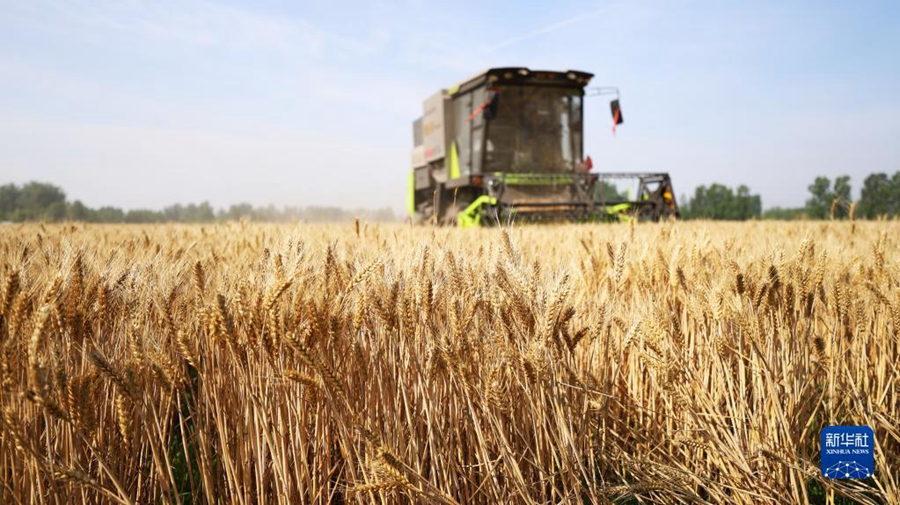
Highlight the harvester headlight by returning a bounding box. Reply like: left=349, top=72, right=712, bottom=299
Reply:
left=503, top=72, right=513, bottom=79
left=566, top=72, right=577, bottom=80
left=517, top=68, right=529, bottom=76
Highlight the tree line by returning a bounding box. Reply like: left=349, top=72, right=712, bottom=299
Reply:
left=0, top=182, right=396, bottom=223
left=2, top=173, right=899, bottom=223
left=680, top=184, right=762, bottom=220
left=681, top=170, right=900, bottom=220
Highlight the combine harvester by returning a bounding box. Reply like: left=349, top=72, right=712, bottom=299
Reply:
left=407, top=67, right=679, bottom=226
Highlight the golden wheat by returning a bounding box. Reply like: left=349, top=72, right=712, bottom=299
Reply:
left=0, top=220, right=897, bottom=504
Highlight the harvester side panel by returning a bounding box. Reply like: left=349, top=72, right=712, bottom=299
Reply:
left=422, top=91, right=448, bottom=164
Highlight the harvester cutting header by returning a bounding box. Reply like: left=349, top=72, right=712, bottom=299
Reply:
left=407, top=67, right=679, bottom=225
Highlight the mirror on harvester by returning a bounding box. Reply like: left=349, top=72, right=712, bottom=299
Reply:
left=610, top=99, right=624, bottom=125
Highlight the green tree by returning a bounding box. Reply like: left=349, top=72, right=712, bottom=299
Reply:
left=5, top=182, right=67, bottom=221
left=805, top=175, right=852, bottom=219
left=125, top=209, right=165, bottom=223
left=833, top=176, right=851, bottom=202
left=19, top=182, right=66, bottom=211
left=68, top=200, right=90, bottom=221
left=163, top=204, right=184, bottom=222
left=858, top=172, right=900, bottom=218
left=93, top=206, right=125, bottom=222
left=805, top=176, right=832, bottom=219
left=221, top=203, right=254, bottom=221
left=833, top=175, right=851, bottom=218
left=734, top=185, right=762, bottom=220
left=45, top=201, right=67, bottom=221
left=0, top=183, right=20, bottom=220
left=683, top=183, right=761, bottom=220
left=195, top=202, right=216, bottom=222
left=892, top=172, right=900, bottom=214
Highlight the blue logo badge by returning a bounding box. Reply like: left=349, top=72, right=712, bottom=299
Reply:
left=821, top=426, right=874, bottom=479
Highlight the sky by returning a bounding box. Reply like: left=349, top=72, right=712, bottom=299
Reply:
left=1, top=0, right=898, bottom=212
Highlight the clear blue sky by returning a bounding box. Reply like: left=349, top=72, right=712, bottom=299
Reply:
left=1, top=0, right=898, bottom=211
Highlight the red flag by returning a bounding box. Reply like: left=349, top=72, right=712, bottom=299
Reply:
left=610, top=99, right=623, bottom=135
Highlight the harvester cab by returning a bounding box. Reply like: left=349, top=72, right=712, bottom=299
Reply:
left=407, top=67, right=679, bottom=225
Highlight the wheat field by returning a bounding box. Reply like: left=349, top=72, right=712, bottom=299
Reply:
left=0, top=221, right=897, bottom=504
